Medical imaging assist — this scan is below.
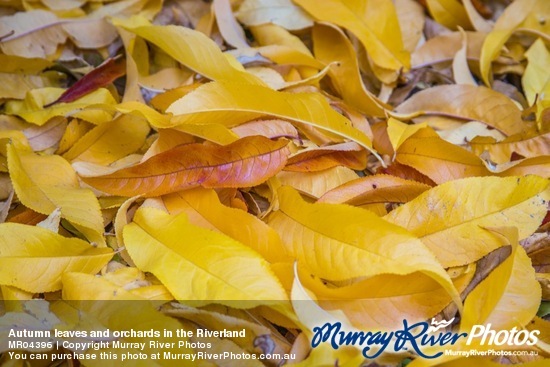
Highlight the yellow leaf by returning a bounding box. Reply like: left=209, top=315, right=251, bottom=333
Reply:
left=387, top=117, right=427, bottom=152
left=268, top=186, right=461, bottom=305
left=394, top=85, right=523, bottom=136
left=452, top=27, right=477, bottom=86
left=113, top=16, right=262, bottom=85
left=312, top=22, right=388, bottom=117
left=4, top=87, right=117, bottom=126
left=213, top=0, right=249, bottom=49
left=63, top=114, right=150, bottom=165
left=123, top=207, right=288, bottom=306
left=395, top=0, right=425, bottom=53
left=470, top=131, right=550, bottom=164
left=394, top=128, right=489, bottom=183
left=61, top=272, right=191, bottom=367
left=7, top=143, right=105, bottom=245
left=0, top=223, right=112, bottom=292
left=163, top=188, right=291, bottom=264
left=425, top=0, right=472, bottom=30
left=463, top=0, right=492, bottom=33
left=299, top=266, right=473, bottom=330
left=479, top=0, right=539, bottom=85
left=385, top=176, right=550, bottom=267
left=522, top=38, right=550, bottom=106
left=461, top=228, right=541, bottom=331
left=165, top=81, right=377, bottom=154
left=249, top=23, right=312, bottom=55
left=277, top=166, right=359, bottom=199
left=293, top=0, right=409, bottom=83
left=236, top=0, right=314, bottom=31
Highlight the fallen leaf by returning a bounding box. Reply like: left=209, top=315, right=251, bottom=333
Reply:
left=318, top=174, right=431, bottom=207
left=123, top=207, right=289, bottom=306
left=394, top=85, right=524, bottom=135
left=7, top=143, right=105, bottom=245
left=81, top=136, right=290, bottom=197
left=312, top=22, right=388, bottom=117
left=293, top=0, right=410, bottom=83
left=44, top=56, right=126, bottom=108
left=385, top=176, right=550, bottom=267
left=277, top=166, right=359, bottom=198
left=0, top=223, right=112, bottom=292
left=471, top=131, right=550, bottom=164
left=268, top=186, right=461, bottom=305
left=63, top=114, right=150, bottom=165
left=394, top=127, right=489, bottom=183
left=113, top=16, right=262, bottom=85
left=163, top=188, right=291, bottom=263
left=522, top=38, right=550, bottom=106
left=236, top=0, right=313, bottom=31
left=213, top=0, right=249, bottom=49
left=165, top=81, right=377, bottom=154
left=425, top=0, right=472, bottom=30
left=285, top=142, right=367, bottom=172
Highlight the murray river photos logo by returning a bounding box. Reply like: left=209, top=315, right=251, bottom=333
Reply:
left=310, top=318, right=540, bottom=359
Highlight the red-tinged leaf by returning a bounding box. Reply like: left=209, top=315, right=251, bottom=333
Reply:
left=377, top=162, right=436, bottom=186
left=284, top=142, right=367, bottom=172
left=318, top=174, right=431, bottom=206
left=81, top=136, right=290, bottom=197
left=44, top=56, right=126, bottom=107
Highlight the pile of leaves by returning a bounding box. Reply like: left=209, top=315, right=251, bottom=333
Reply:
left=0, top=0, right=549, bottom=366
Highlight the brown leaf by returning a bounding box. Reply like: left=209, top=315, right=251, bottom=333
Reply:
left=81, top=136, right=290, bottom=197
left=44, top=56, right=126, bottom=108
left=377, top=161, right=437, bottom=186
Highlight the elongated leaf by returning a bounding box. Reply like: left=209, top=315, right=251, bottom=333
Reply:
left=268, top=186, right=461, bottom=306
left=63, top=114, right=150, bottom=165
left=285, top=142, right=367, bottom=172
left=385, top=176, right=550, bottom=267
left=471, top=132, right=550, bottom=164
left=394, top=85, right=523, bottom=136
left=299, top=265, right=473, bottom=330
left=277, top=166, right=359, bottom=198
left=425, top=0, right=472, bottom=30
left=395, top=128, right=489, bottom=183
left=165, top=81, right=376, bottom=153
left=0, top=223, right=112, bottom=292
left=293, top=0, right=409, bottom=83
left=45, top=56, right=126, bottom=108
left=412, top=31, right=484, bottom=68
left=318, top=174, right=431, bottom=206
left=163, top=188, right=291, bottom=263
left=312, top=22, right=387, bottom=117
left=81, top=136, right=290, bottom=197
left=7, top=144, right=105, bottom=245
left=522, top=38, right=550, bottom=106
left=461, top=228, right=541, bottom=331
left=123, top=207, right=288, bottom=306
left=61, top=272, right=190, bottom=367
left=113, top=17, right=261, bottom=85
left=236, top=0, right=313, bottom=30
left=5, top=87, right=117, bottom=126
left=213, top=0, right=249, bottom=49
left=479, top=0, right=539, bottom=85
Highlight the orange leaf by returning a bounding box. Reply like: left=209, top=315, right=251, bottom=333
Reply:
left=284, top=142, right=366, bottom=172
left=318, top=174, right=431, bottom=206
left=81, top=136, right=290, bottom=197
left=395, top=128, right=489, bottom=183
